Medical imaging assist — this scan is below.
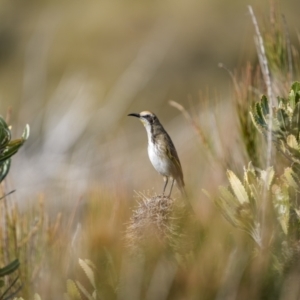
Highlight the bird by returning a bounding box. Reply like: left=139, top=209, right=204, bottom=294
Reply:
left=128, top=111, right=186, bottom=198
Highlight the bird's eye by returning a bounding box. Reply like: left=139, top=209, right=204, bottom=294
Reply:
left=148, top=116, right=154, bottom=124
left=143, top=114, right=155, bottom=124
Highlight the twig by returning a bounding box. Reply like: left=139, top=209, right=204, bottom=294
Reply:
left=169, top=100, right=228, bottom=171
left=0, top=276, right=21, bottom=300
left=168, top=100, right=208, bottom=146
left=218, top=63, right=241, bottom=98
left=248, top=6, right=274, bottom=108
left=248, top=5, right=274, bottom=247
left=0, top=191, right=16, bottom=201
left=282, top=14, right=293, bottom=82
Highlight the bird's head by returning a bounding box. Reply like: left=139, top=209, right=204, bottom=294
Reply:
left=128, top=111, right=159, bottom=129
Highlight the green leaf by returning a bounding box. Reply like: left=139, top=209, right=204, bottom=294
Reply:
left=22, top=124, right=30, bottom=141
left=278, top=96, right=286, bottom=107
left=260, top=166, right=275, bottom=189
left=66, top=279, right=82, bottom=300
left=272, top=184, right=290, bottom=235
left=218, top=192, right=239, bottom=223
left=277, top=108, right=290, bottom=131
left=244, top=162, right=257, bottom=187
left=291, top=81, right=300, bottom=104
left=205, top=188, right=239, bottom=227
left=0, top=259, right=20, bottom=277
left=75, top=280, right=94, bottom=300
left=34, top=294, right=42, bottom=300
left=227, top=170, right=249, bottom=204
left=288, top=82, right=300, bottom=110
left=289, top=91, right=295, bottom=110
left=283, top=168, right=300, bottom=190
left=0, top=116, right=11, bottom=149
left=291, top=163, right=300, bottom=177
left=79, top=259, right=96, bottom=290
left=291, top=102, right=300, bottom=138
left=218, top=186, right=240, bottom=207
left=0, top=159, right=11, bottom=183
left=261, top=95, right=270, bottom=115
left=270, top=116, right=282, bottom=135
left=286, top=135, right=299, bottom=150
left=215, top=199, right=238, bottom=227
left=250, top=111, right=263, bottom=133
left=247, top=182, right=261, bottom=207
left=254, top=102, right=268, bottom=128
left=0, top=139, right=24, bottom=163
left=0, top=121, right=29, bottom=183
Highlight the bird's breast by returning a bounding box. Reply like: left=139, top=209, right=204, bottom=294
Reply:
left=147, top=142, right=171, bottom=177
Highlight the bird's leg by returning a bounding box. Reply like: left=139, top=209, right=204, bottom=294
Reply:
left=168, top=178, right=175, bottom=198
left=162, top=177, right=168, bottom=196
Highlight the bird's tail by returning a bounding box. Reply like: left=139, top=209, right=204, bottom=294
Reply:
left=176, top=178, right=194, bottom=213
left=178, top=180, right=187, bottom=199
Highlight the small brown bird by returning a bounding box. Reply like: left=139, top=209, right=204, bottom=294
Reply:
left=128, top=111, right=186, bottom=198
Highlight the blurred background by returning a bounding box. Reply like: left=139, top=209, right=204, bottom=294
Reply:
left=0, top=0, right=299, bottom=208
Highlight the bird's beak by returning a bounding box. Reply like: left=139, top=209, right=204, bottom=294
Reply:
left=128, top=113, right=140, bottom=118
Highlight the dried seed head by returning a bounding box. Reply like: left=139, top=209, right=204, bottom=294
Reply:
left=124, top=192, right=193, bottom=256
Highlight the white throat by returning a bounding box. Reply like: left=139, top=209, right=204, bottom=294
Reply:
left=143, top=122, right=153, bottom=144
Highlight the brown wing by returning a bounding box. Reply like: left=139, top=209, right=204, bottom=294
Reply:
left=163, top=132, right=184, bottom=184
